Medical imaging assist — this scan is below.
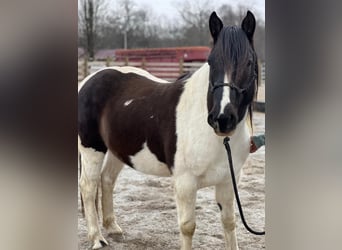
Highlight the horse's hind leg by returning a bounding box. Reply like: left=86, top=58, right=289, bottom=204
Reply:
left=79, top=144, right=108, bottom=249
left=174, top=173, right=198, bottom=250
left=215, top=181, right=239, bottom=250
left=101, top=151, right=124, bottom=235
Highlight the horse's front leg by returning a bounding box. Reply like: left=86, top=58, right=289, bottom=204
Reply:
left=174, top=174, right=198, bottom=250
left=215, top=181, right=239, bottom=250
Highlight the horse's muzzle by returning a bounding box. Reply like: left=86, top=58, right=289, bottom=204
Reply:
left=207, top=113, right=237, bottom=136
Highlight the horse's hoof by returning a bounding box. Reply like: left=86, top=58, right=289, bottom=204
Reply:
left=92, top=236, right=108, bottom=249
left=107, top=223, right=123, bottom=235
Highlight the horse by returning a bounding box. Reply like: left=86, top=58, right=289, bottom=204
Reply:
left=78, top=10, right=258, bottom=250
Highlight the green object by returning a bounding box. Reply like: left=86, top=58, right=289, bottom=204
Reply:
left=251, top=134, right=265, bottom=149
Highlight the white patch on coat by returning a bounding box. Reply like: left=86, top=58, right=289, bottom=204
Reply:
left=130, top=142, right=171, bottom=177
left=219, top=74, right=231, bottom=115
left=124, top=99, right=133, bottom=106
left=110, top=66, right=169, bottom=83
left=78, top=136, right=105, bottom=180
left=78, top=66, right=169, bottom=92
left=150, top=115, right=154, bottom=119
left=174, top=63, right=250, bottom=188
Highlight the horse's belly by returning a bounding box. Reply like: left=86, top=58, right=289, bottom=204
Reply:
left=129, top=142, right=172, bottom=177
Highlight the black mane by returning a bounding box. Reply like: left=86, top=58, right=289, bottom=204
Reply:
left=213, top=26, right=253, bottom=71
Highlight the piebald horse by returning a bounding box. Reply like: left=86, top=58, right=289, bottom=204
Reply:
left=78, top=11, right=258, bottom=250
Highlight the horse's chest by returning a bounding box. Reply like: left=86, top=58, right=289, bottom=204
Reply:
left=174, top=130, right=250, bottom=187
left=198, top=150, right=249, bottom=188
left=174, top=138, right=225, bottom=175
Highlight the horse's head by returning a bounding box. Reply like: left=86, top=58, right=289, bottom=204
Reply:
left=207, top=11, right=258, bottom=136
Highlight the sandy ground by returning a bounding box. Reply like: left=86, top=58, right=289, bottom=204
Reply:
left=78, top=112, right=265, bottom=250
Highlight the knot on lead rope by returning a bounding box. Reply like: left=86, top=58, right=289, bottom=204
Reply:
left=223, top=136, right=230, bottom=146
left=223, top=137, right=265, bottom=235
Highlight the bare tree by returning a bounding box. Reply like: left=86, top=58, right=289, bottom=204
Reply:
left=78, top=0, right=107, bottom=59
left=83, top=0, right=264, bottom=61
left=218, top=4, right=241, bottom=26
left=217, top=4, right=265, bottom=61
left=104, top=0, right=153, bottom=49
left=115, top=0, right=136, bottom=49
left=175, top=0, right=214, bottom=46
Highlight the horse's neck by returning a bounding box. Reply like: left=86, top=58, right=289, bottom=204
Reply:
left=182, top=63, right=210, bottom=114
left=177, top=64, right=217, bottom=146
left=178, top=63, right=250, bottom=149
left=176, top=64, right=250, bottom=173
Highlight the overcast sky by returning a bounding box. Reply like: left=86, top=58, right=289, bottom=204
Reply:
left=108, top=0, right=265, bottom=23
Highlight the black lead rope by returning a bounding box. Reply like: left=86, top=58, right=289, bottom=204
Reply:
left=223, top=137, right=265, bottom=235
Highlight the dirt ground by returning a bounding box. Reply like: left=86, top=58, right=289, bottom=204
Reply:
left=78, top=112, right=265, bottom=250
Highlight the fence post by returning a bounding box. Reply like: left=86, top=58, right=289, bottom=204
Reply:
left=125, top=56, right=129, bottom=66
left=83, top=56, right=88, bottom=78
left=179, top=58, right=184, bottom=75
left=258, top=60, right=262, bottom=85
left=141, top=57, right=146, bottom=69
left=105, top=57, right=111, bottom=67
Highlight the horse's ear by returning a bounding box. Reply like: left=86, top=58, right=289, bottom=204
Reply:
left=241, top=10, right=256, bottom=43
left=209, top=11, right=223, bottom=44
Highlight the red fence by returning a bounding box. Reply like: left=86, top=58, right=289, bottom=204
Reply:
left=78, top=59, right=204, bottom=82
left=114, top=46, right=211, bottom=63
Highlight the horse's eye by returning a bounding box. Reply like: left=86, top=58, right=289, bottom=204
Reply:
left=247, top=60, right=252, bottom=67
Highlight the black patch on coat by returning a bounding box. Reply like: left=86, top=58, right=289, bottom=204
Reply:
left=78, top=72, right=115, bottom=153
left=78, top=69, right=185, bottom=172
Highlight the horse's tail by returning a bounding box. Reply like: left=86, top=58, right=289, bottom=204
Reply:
left=79, top=152, right=100, bottom=218
left=79, top=152, right=85, bottom=217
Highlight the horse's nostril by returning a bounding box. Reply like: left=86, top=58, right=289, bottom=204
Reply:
left=228, top=114, right=236, bottom=124
left=217, top=115, right=226, bottom=127
left=208, top=113, right=236, bottom=132
left=217, top=113, right=237, bottom=131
